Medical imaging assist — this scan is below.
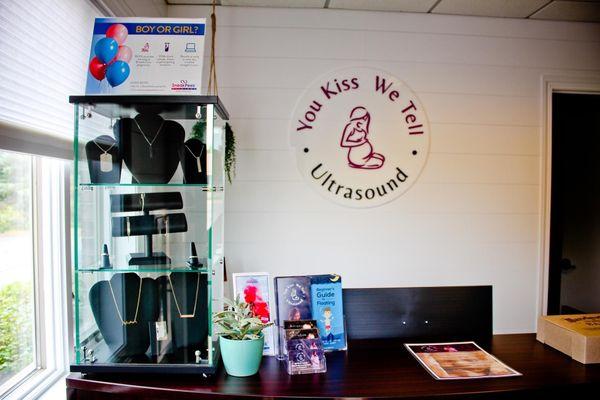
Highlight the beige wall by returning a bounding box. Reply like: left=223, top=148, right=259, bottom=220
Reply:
left=169, top=5, right=600, bottom=333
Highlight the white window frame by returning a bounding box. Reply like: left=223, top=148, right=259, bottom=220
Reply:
left=0, top=152, right=72, bottom=400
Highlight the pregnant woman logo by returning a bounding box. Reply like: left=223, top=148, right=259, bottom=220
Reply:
left=291, top=67, right=430, bottom=208
left=341, top=106, right=385, bottom=170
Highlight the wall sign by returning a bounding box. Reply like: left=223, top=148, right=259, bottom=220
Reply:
left=86, top=17, right=205, bottom=95
left=290, top=67, right=430, bottom=207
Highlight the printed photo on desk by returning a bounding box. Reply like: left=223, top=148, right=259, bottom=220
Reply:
left=405, top=342, right=521, bottom=380
left=232, top=272, right=275, bottom=355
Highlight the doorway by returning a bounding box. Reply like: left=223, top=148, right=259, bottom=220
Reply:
left=547, top=92, right=600, bottom=315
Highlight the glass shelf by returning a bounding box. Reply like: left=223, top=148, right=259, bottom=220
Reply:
left=80, top=183, right=208, bottom=187
left=78, top=183, right=224, bottom=191
left=76, top=266, right=210, bottom=274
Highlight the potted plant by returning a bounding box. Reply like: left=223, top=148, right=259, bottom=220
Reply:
left=213, top=294, right=272, bottom=376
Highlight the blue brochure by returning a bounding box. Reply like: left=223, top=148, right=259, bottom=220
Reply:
left=309, top=274, right=347, bottom=351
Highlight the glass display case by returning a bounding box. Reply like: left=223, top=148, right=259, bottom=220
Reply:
left=69, top=95, right=227, bottom=375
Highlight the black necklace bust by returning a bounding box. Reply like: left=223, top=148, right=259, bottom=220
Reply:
left=89, top=273, right=159, bottom=358
left=114, top=113, right=184, bottom=184
left=179, top=138, right=207, bottom=184
left=85, top=135, right=121, bottom=183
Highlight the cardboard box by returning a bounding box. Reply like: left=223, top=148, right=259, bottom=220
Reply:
left=537, top=314, right=600, bottom=364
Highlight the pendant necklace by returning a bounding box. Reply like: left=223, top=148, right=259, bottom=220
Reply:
left=108, top=275, right=143, bottom=325
left=168, top=273, right=200, bottom=319
left=134, top=118, right=165, bottom=159
left=93, top=139, right=116, bottom=172
left=185, top=144, right=204, bottom=173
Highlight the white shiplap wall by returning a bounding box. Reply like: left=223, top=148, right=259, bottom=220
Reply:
left=169, top=5, right=600, bottom=333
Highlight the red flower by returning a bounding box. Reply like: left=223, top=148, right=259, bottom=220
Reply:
left=252, top=300, right=270, bottom=323
left=244, top=285, right=258, bottom=304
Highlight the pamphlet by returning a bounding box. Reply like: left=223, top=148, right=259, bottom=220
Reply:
left=284, top=326, right=326, bottom=375
left=404, top=342, right=521, bottom=380
left=232, top=273, right=276, bottom=356
left=274, top=276, right=312, bottom=323
left=310, top=274, right=347, bottom=351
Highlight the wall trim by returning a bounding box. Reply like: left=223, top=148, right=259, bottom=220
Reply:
left=538, top=75, right=600, bottom=321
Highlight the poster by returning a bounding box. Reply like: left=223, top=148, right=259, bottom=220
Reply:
left=232, top=273, right=276, bottom=356
left=405, top=342, right=521, bottom=380
left=86, top=17, right=205, bottom=95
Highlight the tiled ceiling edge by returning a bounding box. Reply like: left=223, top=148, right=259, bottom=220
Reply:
left=529, top=1, right=600, bottom=23
left=428, top=0, right=444, bottom=13
left=525, top=0, right=554, bottom=18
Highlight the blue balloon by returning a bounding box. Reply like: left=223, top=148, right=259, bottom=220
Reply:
left=106, top=61, right=130, bottom=87
left=94, top=38, right=118, bottom=64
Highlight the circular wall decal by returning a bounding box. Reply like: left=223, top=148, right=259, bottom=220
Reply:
left=290, top=67, right=430, bottom=208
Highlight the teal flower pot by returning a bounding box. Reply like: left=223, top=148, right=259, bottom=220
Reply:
left=219, top=335, right=264, bottom=377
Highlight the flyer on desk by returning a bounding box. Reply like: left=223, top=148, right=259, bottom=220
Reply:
left=405, top=342, right=521, bottom=380
left=86, top=17, right=205, bottom=95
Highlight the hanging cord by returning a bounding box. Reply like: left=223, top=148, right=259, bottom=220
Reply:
left=207, top=0, right=218, bottom=96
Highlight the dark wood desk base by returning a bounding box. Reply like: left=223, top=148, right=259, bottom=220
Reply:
left=66, top=334, right=600, bottom=399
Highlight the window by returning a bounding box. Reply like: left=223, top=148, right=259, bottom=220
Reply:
left=0, top=151, right=35, bottom=388
left=0, top=150, right=70, bottom=400
left=0, top=0, right=102, bottom=396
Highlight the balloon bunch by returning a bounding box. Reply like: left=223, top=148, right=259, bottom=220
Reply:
left=89, top=24, right=132, bottom=87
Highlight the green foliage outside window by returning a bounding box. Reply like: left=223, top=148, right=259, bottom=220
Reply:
left=0, top=281, right=33, bottom=384
left=0, top=154, right=30, bottom=234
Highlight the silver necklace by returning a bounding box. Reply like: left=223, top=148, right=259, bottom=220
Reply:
left=185, top=144, right=204, bottom=173
left=134, top=118, right=165, bottom=159
left=93, top=139, right=116, bottom=172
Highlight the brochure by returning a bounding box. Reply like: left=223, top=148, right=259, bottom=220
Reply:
left=309, top=274, right=347, bottom=351
left=404, top=342, right=521, bottom=380
left=232, top=272, right=276, bottom=356
left=274, top=276, right=312, bottom=323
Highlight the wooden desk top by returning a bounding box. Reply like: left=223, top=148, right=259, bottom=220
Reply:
left=66, top=334, right=600, bottom=399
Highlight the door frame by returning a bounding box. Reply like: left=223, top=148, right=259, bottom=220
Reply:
left=539, top=76, right=600, bottom=318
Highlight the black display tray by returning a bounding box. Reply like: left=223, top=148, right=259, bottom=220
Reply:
left=69, top=95, right=229, bottom=120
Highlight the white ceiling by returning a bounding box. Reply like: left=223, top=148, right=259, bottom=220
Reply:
left=120, top=0, right=600, bottom=22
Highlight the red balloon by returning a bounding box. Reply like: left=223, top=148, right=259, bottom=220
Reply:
left=89, top=57, right=107, bottom=81
left=106, top=24, right=128, bottom=45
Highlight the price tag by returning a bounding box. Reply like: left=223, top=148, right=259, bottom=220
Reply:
left=155, top=321, right=168, bottom=341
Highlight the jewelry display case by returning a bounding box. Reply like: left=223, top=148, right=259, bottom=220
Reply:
left=69, top=95, right=227, bottom=375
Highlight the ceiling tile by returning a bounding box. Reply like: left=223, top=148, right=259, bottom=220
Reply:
left=432, top=0, right=551, bottom=18
left=328, top=0, right=438, bottom=13
left=530, top=1, right=600, bottom=22
left=220, top=0, right=326, bottom=7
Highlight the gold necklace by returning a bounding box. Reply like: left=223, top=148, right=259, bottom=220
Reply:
left=108, top=276, right=143, bottom=325
left=168, top=273, right=200, bottom=319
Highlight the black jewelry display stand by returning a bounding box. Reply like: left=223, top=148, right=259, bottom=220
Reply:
left=89, top=273, right=159, bottom=357
left=114, top=114, right=185, bottom=184
left=85, top=135, right=122, bottom=184
left=156, top=273, right=208, bottom=354
left=179, top=138, right=207, bottom=184
left=131, top=208, right=170, bottom=266
left=110, top=192, right=188, bottom=265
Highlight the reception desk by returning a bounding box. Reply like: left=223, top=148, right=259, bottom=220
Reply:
left=66, top=334, right=600, bottom=399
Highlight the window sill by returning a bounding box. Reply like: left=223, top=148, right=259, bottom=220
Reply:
left=2, top=368, right=67, bottom=400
